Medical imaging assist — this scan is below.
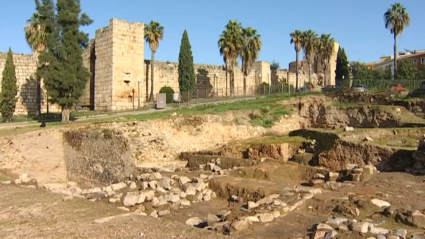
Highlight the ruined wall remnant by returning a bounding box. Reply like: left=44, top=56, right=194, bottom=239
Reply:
left=63, top=128, right=136, bottom=188
left=0, top=52, right=60, bottom=115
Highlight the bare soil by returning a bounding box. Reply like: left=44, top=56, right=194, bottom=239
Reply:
left=2, top=95, right=425, bottom=238
left=0, top=184, right=228, bottom=239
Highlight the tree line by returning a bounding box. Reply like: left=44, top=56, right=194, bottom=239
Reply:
left=290, top=30, right=335, bottom=89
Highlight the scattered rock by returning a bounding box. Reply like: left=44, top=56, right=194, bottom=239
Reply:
left=244, top=216, right=260, bottom=223
left=412, top=210, right=425, bottom=229
left=370, top=227, right=389, bottom=235
left=178, top=177, right=191, bottom=187
left=207, top=213, right=221, bottom=226
left=231, top=220, right=250, bottom=232
left=351, top=222, right=369, bottom=233
left=123, top=192, right=139, bottom=207
left=344, top=126, right=355, bottom=132
left=258, top=213, right=274, bottom=223
left=181, top=199, right=191, bottom=207
left=158, top=210, right=170, bottom=217
left=129, top=181, right=137, bottom=190
left=185, top=185, right=197, bottom=196
left=316, top=223, right=333, bottom=231
left=186, top=217, right=203, bottom=226
left=327, top=172, right=339, bottom=182
left=363, top=136, right=374, bottom=142
left=247, top=201, right=259, bottom=210
left=326, top=217, right=348, bottom=226
left=159, top=177, right=172, bottom=190
left=111, top=182, right=127, bottom=191
left=151, top=172, right=163, bottom=180
left=371, top=199, right=391, bottom=208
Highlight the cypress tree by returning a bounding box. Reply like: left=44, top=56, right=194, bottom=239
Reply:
left=178, top=30, right=195, bottom=93
left=335, top=47, right=350, bottom=83
left=0, top=48, right=18, bottom=122
left=36, top=0, right=92, bottom=122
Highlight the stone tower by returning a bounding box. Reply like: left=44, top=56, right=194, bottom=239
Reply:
left=80, top=18, right=145, bottom=111
left=328, top=41, right=339, bottom=86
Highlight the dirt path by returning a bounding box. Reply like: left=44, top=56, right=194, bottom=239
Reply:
left=0, top=184, right=229, bottom=239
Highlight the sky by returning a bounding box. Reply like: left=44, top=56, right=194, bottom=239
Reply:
left=1, top=0, right=424, bottom=69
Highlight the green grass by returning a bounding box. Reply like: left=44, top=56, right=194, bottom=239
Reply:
left=0, top=172, right=12, bottom=181
left=125, top=94, right=298, bottom=121
left=241, top=135, right=307, bottom=145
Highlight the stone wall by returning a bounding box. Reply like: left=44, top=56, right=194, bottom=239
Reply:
left=110, top=19, right=145, bottom=111
left=0, top=53, right=37, bottom=115
left=0, top=52, right=61, bottom=116
left=144, top=60, right=271, bottom=100
left=92, top=21, right=114, bottom=111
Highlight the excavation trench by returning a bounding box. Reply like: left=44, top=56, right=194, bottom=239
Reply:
left=3, top=95, right=425, bottom=238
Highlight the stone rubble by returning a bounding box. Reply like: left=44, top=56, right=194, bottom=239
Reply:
left=37, top=171, right=219, bottom=219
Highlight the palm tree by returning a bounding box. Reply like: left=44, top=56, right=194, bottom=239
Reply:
left=290, top=30, right=303, bottom=90
left=218, top=20, right=243, bottom=96
left=319, top=34, right=335, bottom=86
left=144, top=20, right=164, bottom=101
left=384, top=3, right=410, bottom=79
left=24, top=12, right=47, bottom=115
left=301, top=30, right=318, bottom=85
left=241, top=27, right=262, bottom=96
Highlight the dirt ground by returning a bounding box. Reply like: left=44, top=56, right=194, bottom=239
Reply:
left=0, top=184, right=229, bottom=239
left=2, top=95, right=425, bottom=238
left=2, top=170, right=425, bottom=238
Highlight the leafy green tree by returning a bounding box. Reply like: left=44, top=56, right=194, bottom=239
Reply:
left=350, top=61, right=370, bottom=81
left=301, top=30, right=318, bottom=83
left=24, top=12, right=47, bottom=116
left=290, top=30, right=303, bottom=89
left=241, top=26, right=262, bottom=95
left=0, top=48, right=18, bottom=122
left=335, top=47, right=350, bottom=84
left=36, top=0, right=93, bottom=122
left=144, top=21, right=164, bottom=101
left=270, top=61, right=280, bottom=71
left=384, top=3, right=411, bottom=79
left=218, top=20, right=243, bottom=96
left=397, top=59, right=416, bottom=80
left=178, top=30, right=195, bottom=93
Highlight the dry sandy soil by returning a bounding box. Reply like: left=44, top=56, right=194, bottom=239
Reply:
left=0, top=184, right=228, bottom=239
left=2, top=95, right=425, bottom=238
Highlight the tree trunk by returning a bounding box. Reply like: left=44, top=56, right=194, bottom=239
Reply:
left=225, top=70, right=228, bottom=96
left=230, top=70, right=234, bottom=97
left=393, top=33, right=397, bottom=80
left=36, top=77, right=41, bottom=116
left=150, top=51, right=155, bottom=101
left=308, top=58, right=312, bottom=86
left=61, top=108, right=70, bottom=123
left=243, top=74, right=247, bottom=96
left=295, top=51, right=299, bottom=90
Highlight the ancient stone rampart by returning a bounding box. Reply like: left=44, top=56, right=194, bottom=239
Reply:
left=1, top=18, right=338, bottom=114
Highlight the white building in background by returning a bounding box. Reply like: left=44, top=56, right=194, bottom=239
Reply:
left=373, top=50, right=425, bottom=77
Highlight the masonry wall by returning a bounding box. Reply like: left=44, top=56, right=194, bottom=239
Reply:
left=143, top=60, right=271, bottom=100
left=93, top=22, right=114, bottom=111
left=79, top=39, right=95, bottom=108
left=110, top=19, right=145, bottom=111
left=328, top=41, right=339, bottom=86
left=0, top=53, right=37, bottom=115
left=0, top=53, right=62, bottom=116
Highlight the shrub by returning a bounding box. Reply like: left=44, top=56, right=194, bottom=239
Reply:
left=159, top=86, right=175, bottom=103
left=257, top=82, right=270, bottom=95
